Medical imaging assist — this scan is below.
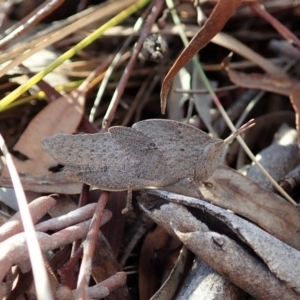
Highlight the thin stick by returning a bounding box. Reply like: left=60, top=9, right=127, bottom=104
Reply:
left=0, top=135, right=53, bottom=300
left=89, top=4, right=152, bottom=122
left=102, top=0, right=165, bottom=129
left=224, top=119, right=255, bottom=145
left=250, top=3, right=300, bottom=52
left=0, top=0, right=149, bottom=112
left=0, top=0, right=65, bottom=50
left=76, top=192, right=109, bottom=300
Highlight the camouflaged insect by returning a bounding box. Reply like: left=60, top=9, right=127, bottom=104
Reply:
left=42, top=119, right=254, bottom=208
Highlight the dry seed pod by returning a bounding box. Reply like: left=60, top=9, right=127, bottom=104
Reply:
left=42, top=119, right=254, bottom=196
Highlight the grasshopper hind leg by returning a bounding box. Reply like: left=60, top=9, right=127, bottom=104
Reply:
left=122, top=184, right=133, bottom=214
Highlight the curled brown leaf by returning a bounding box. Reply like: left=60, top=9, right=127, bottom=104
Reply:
left=161, top=0, right=242, bottom=113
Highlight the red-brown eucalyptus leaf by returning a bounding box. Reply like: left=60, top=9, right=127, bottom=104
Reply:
left=160, top=0, right=242, bottom=113
left=225, top=67, right=295, bottom=96
left=1, top=90, right=85, bottom=178
left=224, top=58, right=300, bottom=147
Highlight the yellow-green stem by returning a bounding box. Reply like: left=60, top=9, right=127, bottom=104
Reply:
left=0, top=0, right=149, bottom=112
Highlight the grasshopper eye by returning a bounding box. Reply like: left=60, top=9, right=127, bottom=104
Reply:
left=198, top=141, right=224, bottom=181
left=203, top=143, right=217, bottom=158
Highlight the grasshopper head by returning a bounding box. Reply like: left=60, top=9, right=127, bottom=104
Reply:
left=196, top=140, right=224, bottom=182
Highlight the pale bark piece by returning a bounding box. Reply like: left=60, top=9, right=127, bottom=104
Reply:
left=215, top=203, right=300, bottom=294
left=178, top=230, right=299, bottom=300
left=176, top=259, right=245, bottom=300
left=246, top=125, right=299, bottom=190
left=198, top=165, right=300, bottom=251
left=139, top=192, right=300, bottom=299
